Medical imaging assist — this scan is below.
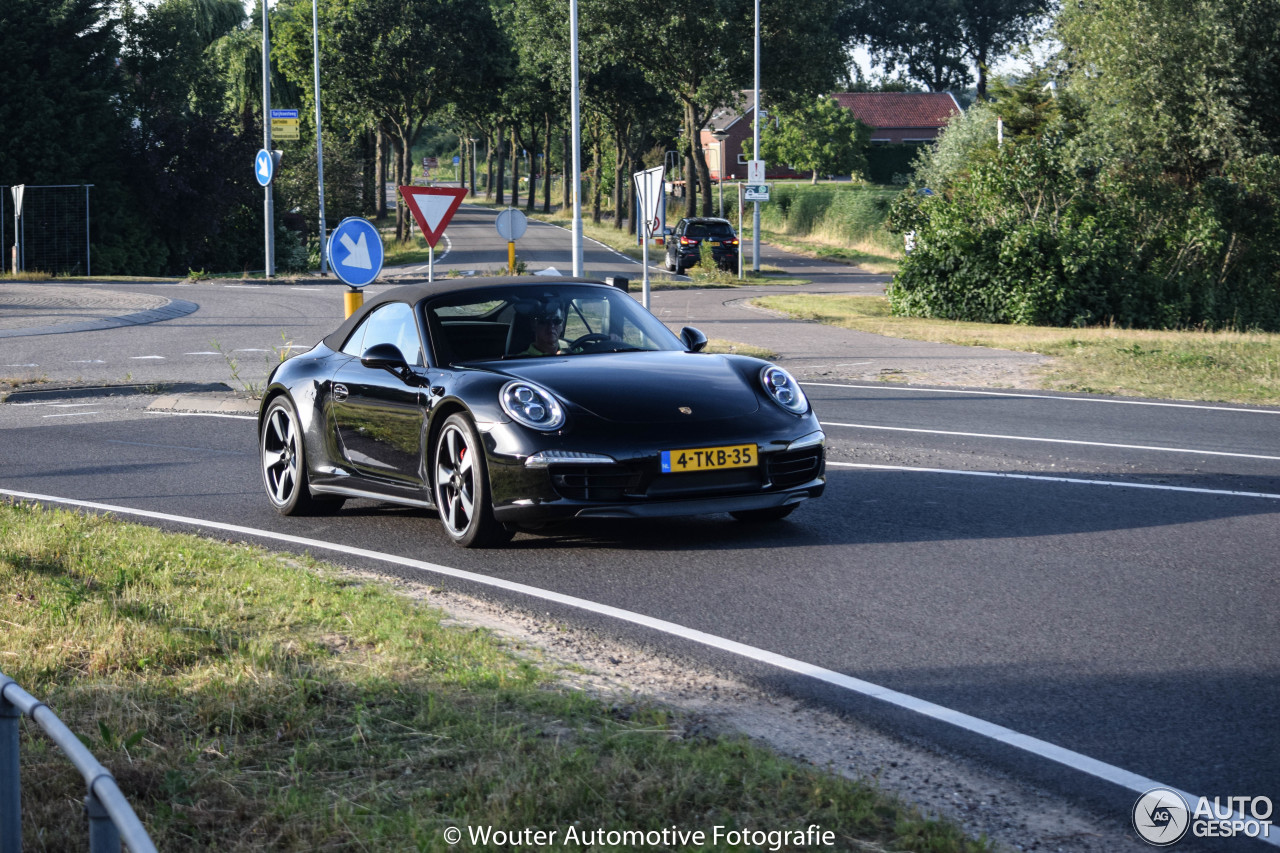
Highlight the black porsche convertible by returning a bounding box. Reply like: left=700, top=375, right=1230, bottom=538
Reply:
left=257, top=277, right=825, bottom=547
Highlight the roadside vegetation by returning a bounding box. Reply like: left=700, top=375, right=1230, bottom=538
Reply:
left=1, top=501, right=989, bottom=852
left=755, top=293, right=1280, bottom=405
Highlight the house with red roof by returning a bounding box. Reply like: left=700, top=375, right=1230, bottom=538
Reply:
left=698, top=91, right=962, bottom=182
left=829, top=92, right=962, bottom=144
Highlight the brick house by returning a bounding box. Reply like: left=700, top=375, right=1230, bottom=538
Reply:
left=698, top=91, right=961, bottom=180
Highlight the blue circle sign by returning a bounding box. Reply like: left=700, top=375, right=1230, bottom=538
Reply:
left=327, top=217, right=384, bottom=289
left=254, top=149, right=275, bottom=187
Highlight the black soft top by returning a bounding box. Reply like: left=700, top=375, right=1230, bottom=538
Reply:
left=320, top=275, right=609, bottom=351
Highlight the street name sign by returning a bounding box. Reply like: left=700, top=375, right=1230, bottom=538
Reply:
left=327, top=217, right=383, bottom=288
left=271, top=109, right=300, bottom=141
left=399, top=185, right=467, bottom=248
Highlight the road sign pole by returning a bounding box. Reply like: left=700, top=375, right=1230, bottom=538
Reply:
left=263, top=0, right=274, bottom=278
left=312, top=0, right=328, bottom=276
left=641, top=231, right=650, bottom=309
left=752, top=0, right=761, bottom=273
left=738, top=183, right=744, bottom=280
left=429, top=243, right=434, bottom=283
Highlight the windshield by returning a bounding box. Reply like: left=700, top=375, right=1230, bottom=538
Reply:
left=423, top=284, right=685, bottom=364
left=686, top=223, right=735, bottom=239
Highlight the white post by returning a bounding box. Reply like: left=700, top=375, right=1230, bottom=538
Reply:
left=569, top=0, right=584, bottom=277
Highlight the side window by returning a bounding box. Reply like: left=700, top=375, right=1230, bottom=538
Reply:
left=340, top=302, right=423, bottom=365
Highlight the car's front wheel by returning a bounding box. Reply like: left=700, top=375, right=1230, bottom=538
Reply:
left=433, top=413, right=513, bottom=548
left=260, top=396, right=342, bottom=516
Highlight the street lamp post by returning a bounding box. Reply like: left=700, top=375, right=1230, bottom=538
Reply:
left=710, top=128, right=729, bottom=218
left=312, top=0, right=328, bottom=275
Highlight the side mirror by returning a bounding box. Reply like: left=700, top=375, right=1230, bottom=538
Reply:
left=679, top=326, right=708, bottom=353
left=663, top=227, right=673, bottom=236
left=361, top=342, right=409, bottom=372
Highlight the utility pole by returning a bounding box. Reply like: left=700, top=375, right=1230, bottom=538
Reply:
left=263, top=0, right=275, bottom=277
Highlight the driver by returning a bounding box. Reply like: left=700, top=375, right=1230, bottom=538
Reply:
left=525, top=308, right=568, bottom=356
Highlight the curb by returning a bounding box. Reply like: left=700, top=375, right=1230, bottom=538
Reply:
left=2, top=382, right=235, bottom=404
left=148, top=392, right=259, bottom=415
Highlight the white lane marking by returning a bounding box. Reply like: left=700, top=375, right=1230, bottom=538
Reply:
left=41, top=411, right=102, bottom=418
left=185, top=351, right=221, bottom=356
left=70, top=359, right=106, bottom=364
left=130, top=355, right=166, bottom=360
left=0, top=485, right=1245, bottom=830
left=822, top=421, right=1280, bottom=462
left=291, top=287, right=324, bottom=291
left=225, top=285, right=263, bottom=289
left=804, top=381, right=1280, bottom=416
left=829, top=462, right=1280, bottom=500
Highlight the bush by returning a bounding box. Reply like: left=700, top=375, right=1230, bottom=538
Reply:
left=888, top=137, right=1280, bottom=330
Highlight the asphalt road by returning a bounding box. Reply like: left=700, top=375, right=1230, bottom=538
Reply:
left=2, top=210, right=1278, bottom=849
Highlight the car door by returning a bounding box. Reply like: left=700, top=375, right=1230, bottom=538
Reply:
left=330, top=301, right=428, bottom=487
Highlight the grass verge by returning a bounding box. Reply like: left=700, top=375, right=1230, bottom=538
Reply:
left=1, top=501, right=989, bottom=852
left=753, top=293, right=1280, bottom=405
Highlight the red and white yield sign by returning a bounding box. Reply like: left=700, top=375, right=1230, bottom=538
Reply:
left=398, top=185, right=468, bottom=247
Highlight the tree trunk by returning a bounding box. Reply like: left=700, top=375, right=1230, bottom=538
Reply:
left=485, top=128, right=495, bottom=200
left=561, top=129, right=571, bottom=209
left=542, top=113, right=552, bottom=214
left=613, top=133, right=625, bottom=230
left=524, top=121, right=537, bottom=213
left=590, top=120, right=603, bottom=225
left=510, top=127, right=520, bottom=209
left=375, top=126, right=389, bottom=220
left=495, top=122, right=506, bottom=206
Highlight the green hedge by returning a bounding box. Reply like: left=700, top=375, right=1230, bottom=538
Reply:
left=759, top=183, right=900, bottom=253
left=887, top=138, right=1280, bottom=330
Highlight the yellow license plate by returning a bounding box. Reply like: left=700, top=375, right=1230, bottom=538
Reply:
left=661, top=444, right=757, bottom=473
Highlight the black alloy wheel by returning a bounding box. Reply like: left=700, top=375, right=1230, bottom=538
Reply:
left=433, top=413, right=513, bottom=548
left=260, top=396, right=342, bottom=516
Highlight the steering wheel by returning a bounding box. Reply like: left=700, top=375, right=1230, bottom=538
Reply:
left=568, top=333, right=612, bottom=353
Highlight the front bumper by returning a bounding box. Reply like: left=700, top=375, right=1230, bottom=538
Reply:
left=482, top=424, right=825, bottom=524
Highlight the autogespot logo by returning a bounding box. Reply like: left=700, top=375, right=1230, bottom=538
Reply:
left=1133, top=788, right=1191, bottom=846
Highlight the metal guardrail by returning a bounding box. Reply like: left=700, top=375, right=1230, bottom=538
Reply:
left=0, top=673, right=157, bottom=853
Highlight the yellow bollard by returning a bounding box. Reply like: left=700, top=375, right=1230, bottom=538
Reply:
left=507, top=241, right=516, bottom=274
left=343, top=288, right=364, bottom=318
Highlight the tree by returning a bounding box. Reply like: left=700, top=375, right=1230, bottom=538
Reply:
left=843, top=0, right=1050, bottom=98
left=321, top=0, right=501, bottom=240
left=753, top=96, right=871, bottom=183
left=848, top=0, right=972, bottom=92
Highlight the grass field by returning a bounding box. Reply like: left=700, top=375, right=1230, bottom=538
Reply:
left=1, top=501, right=990, bottom=852
left=754, top=293, right=1280, bottom=405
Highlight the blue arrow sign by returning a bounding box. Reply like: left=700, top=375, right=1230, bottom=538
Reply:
left=254, top=149, right=274, bottom=187
left=327, top=217, right=383, bottom=289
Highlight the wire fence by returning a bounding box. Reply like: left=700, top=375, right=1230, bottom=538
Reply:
left=4, top=185, right=92, bottom=276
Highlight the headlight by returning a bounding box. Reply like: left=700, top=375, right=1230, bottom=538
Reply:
left=500, top=381, right=565, bottom=431
left=760, top=366, right=808, bottom=414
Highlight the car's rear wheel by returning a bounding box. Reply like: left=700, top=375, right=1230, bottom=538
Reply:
left=730, top=505, right=797, bottom=523
left=261, top=396, right=342, bottom=516
left=433, top=413, right=513, bottom=548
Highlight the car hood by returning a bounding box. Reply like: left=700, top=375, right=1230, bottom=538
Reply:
left=489, top=351, right=762, bottom=423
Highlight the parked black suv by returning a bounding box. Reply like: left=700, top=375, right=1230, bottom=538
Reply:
left=663, top=217, right=739, bottom=274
